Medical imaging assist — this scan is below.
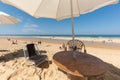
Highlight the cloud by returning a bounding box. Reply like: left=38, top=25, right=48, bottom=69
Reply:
left=22, top=23, right=44, bottom=34
left=23, top=23, right=39, bottom=28
left=22, top=28, right=41, bottom=33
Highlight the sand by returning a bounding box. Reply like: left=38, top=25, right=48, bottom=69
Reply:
left=0, top=37, right=120, bottom=80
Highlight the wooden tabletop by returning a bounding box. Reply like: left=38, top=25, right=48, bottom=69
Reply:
left=53, top=51, right=107, bottom=77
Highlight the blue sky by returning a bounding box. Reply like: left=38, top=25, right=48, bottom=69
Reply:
left=0, top=1, right=120, bottom=35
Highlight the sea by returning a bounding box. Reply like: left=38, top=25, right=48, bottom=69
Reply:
left=0, top=34, right=120, bottom=38
left=0, top=35, right=120, bottom=47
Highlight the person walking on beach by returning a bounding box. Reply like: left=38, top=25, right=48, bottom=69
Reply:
left=62, top=43, right=67, bottom=51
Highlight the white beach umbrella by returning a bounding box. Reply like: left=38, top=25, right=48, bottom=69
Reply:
left=0, top=11, right=19, bottom=24
left=1, top=0, right=118, bottom=42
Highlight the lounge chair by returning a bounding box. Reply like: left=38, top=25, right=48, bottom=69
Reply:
left=23, top=43, right=48, bottom=67
left=67, top=39, right=87, bottom=53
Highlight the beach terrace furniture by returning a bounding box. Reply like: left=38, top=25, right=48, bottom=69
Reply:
left=67, top=40, right=87, bottom=53
left=23, top=43, right=48, bottom=67
left=53, top=51, right=107, bottom=80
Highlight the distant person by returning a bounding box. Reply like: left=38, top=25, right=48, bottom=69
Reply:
left=62, top=43, right=65, bottom=49
left=7, top=38, right=11, bottom=41
left=12, top=40, right=15, bottom=44
left=62, top=43, right=67, bottom=51
left=59, top=46, right=62, bottom=49
left=15, top=40, right=18, bottom=44
left=102, top=40, right=106, bottom=44
left=12, top=40, right=17, bottom=45
left=38, top=41, right=41, bottom=44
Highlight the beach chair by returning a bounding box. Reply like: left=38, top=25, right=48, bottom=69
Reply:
left=67, top=39, right=87, bottom=53
left=23, top=43, right=48, bottom=67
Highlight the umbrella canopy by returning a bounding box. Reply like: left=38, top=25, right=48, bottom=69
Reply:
left=53, top=51, right=107, bottom=77
left=1, top=0, right=118, bottom=20
left=0, top=12, right=19, bottom=24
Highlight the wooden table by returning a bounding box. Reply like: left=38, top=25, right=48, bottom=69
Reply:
left=53, top=51, right=107, bottom=77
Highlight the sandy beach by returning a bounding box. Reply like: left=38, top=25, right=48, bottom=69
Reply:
left=0, top=36, right=120, bottom=80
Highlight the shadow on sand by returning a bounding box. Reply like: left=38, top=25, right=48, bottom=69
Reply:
left=0, top=49, right=51, bottom=69
left=37, top=60, right=52, bottom=68
left=88, top=62, right=120, bottom=80
left=0, top=50, right=10, bottom=52
left=0, top=49, right=24, bottom=62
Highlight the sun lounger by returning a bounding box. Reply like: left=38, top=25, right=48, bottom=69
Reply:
left=67, top=40, right=87, bottom=53
left=23, top=43, right=48, bottom=67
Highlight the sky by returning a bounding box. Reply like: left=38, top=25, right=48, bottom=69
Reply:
left=0, top=1, right=120, bottom=35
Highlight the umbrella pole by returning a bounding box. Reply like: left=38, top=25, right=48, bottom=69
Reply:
left=70, top=0, right=75, bottom=46
left=70, top=0, right=76, bottom=57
